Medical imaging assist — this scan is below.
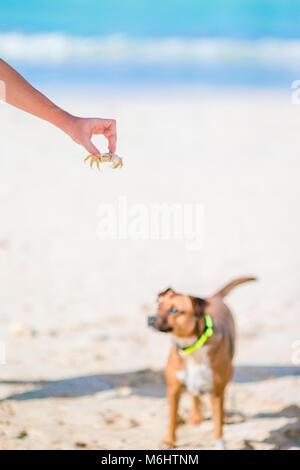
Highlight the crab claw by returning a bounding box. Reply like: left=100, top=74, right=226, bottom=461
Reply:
left=111, top=155, right=123, bottom=169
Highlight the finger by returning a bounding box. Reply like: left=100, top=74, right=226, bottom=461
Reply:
left=91, top=117, right=116, bottom=131
left=104, top=129, right=116, bottom=153
left=104, top=120, right=117, bottom=153
left=108, top=136, right=116, bottom=154
left=89, top=118, right=116, bottom=152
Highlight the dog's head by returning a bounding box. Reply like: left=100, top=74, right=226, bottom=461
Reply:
left=148, top=288, right=206, bottom=337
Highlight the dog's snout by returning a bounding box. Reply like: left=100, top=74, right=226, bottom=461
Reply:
left=147, top=315, right=157, bottom=327
left=147, top=314, right=173, bottom=333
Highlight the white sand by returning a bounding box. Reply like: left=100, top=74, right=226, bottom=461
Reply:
left=0, top=88, right=299, bottom=449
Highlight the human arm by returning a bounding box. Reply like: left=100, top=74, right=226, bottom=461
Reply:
left=0, top=59, right=116, bottom=155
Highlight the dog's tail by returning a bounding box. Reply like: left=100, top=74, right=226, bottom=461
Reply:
left=213, top=276, right=257, bottom=298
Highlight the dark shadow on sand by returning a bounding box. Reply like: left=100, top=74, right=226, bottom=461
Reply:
left=0, top=365, right=299, bottom=402
left=233, top=365, right=300, bottom=383
left=242, top=405, right=300, bottom=450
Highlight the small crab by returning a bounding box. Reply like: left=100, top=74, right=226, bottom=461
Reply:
left=84, top=152, right=123, bottom=171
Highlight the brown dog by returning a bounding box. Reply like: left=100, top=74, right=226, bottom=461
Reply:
left=148, top=276, right=256, bottom=449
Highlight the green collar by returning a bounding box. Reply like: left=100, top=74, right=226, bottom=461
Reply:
left=175, top=314, right=213, bottom=355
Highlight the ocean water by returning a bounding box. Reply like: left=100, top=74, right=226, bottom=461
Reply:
left=1, top=0, right=300, bottom=89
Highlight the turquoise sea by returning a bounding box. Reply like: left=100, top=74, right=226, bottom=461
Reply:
left=1, top=0, right=300, bottom=89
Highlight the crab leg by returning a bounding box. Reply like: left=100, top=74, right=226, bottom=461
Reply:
left=112, top=160, right=122, bottom=169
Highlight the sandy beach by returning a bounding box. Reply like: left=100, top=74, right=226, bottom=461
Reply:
left=0, top=89, right=299, bottom=449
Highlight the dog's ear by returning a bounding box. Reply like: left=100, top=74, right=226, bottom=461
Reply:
left=190, top=296, right=206, bottom=318
left=157, top=287, right=174, bottom=300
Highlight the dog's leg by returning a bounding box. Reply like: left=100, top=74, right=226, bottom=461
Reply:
left=161, top=384, right=181, bottom=448
left=211, top=390, right=225, bottom=450
left=189, top=394, right=203, bottom=425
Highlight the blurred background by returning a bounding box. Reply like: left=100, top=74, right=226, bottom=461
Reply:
left=0, top=0, right=299, bottom=450
left=1, top=0, right=300, bottom=90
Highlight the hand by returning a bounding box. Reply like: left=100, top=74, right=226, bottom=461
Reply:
left=0, top=60, right=117, bottom=156
left=65, top=116, right=117, bottom=156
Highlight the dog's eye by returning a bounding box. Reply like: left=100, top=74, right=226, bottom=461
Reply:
left=169, top=307, right=178, bottom=314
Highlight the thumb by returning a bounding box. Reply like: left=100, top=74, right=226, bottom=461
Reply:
left=83, top=138, right=100, bottom=157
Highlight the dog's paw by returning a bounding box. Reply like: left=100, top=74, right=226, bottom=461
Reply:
left=188, top=413, right=203, bottom=425
left=160, top=439, right=175, bottom=449
left=215, top=437, right=226, bottom=450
